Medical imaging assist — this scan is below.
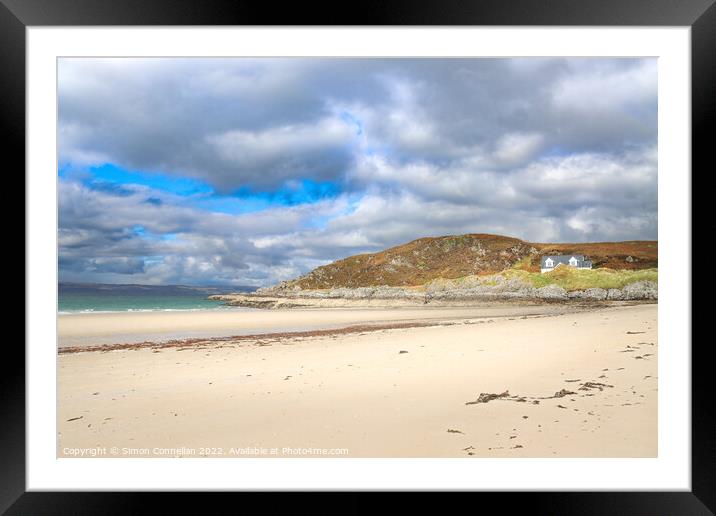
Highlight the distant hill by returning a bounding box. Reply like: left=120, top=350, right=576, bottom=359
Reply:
left=277, top=234, right=658, bottom=289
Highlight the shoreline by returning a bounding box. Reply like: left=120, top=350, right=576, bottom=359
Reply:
left=57, top=315, right=533, bottom=354
left=57, top=300, right=651, bottom=349
left=58, top=306, right=253, bottom=316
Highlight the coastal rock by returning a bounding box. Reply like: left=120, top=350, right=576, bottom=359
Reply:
left=606, top=288, right=623, bottom=300
left=425, top=275, right=535, bottom=299
left=534, top=285, right=568, bottom=300
left=622, top=280, right=657, bottom=300
left=322, top=286, right=424, bottom=300
left=212, top=276, right=656, bottom=308
left=580, top=288, right=608, bottom=300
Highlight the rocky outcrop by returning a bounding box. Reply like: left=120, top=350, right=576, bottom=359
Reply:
left=208, top=294, right=314, bottom=309
left=622, top=280, right=658, bottom=300
left=270, top=233, right=658, bottom=290
left=213, top=279, right=657, bottom=309
left=535, top=285, right=569, bottom=300
left=606, top=288, right=624, bottom=300
left=569, top=288, right=608, bottom=301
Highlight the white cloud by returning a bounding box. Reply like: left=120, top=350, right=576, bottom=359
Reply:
left=207, top=117, right=358, bottom=188
left=58, top=58, right=658, bottom=286
left=493, top=132, right=544, bottom=166
left=552, top=59, right=657, bottom=114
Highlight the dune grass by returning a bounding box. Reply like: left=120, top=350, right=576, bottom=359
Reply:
left=424, top=266, right=658, bottom=292
left=502, top=266, right=658, bottom=291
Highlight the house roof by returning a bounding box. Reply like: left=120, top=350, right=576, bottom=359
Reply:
left=541, top=255, right=586, bottom=267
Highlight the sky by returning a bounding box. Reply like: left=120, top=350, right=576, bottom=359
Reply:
left=58, top=58, right=657, bottom=287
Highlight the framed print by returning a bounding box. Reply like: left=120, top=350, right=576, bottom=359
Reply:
left=7, top=0, right=712, bottom=512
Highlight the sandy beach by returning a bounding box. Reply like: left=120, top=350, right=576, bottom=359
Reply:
left=57, top=303, right=591, bottom=348
left=57, top=303, right=657, bottom=458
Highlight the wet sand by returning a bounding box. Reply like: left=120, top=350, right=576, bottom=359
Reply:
left=58, top=303, right=596, bottom=348
left=57, top=303, right=657, bottom=458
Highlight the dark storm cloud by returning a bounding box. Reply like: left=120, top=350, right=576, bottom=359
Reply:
left=58, top=58, right=657, bottom=286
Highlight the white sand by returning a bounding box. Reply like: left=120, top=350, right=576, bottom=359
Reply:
left=57, top=303, right=657, bottom=458
left=58, top=303, right=584, bottom=347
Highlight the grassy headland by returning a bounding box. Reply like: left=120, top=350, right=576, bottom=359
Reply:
left=426, top=266, right=658, bottom=293
left=277, top=233, right=657, bottom=290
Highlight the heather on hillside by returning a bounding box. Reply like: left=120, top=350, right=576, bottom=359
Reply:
left=282, top=234, right=657, bottom=290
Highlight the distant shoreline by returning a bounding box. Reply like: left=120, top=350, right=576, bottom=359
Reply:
left=58, top=306, right=255, bottom=316
left=57, top=282, right=256, bottom=313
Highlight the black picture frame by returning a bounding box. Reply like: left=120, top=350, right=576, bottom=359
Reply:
left=6, top=0, right=710, bottom=512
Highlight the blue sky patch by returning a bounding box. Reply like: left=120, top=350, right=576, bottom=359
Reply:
left=60, top=163, right=214, bottom=197
left=198, top=179, right=342, bottom=214
left=59, top=163, right=343, bottom=215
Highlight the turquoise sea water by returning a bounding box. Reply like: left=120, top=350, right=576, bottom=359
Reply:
left=58, top=283, right=251, bottom=313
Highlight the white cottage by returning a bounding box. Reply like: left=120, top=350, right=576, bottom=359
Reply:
left=540, top=255, right=593, bottom=273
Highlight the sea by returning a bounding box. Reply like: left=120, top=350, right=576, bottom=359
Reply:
left=58, top=283, right=254, bottom=314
